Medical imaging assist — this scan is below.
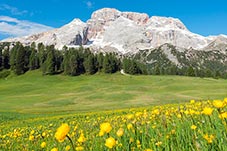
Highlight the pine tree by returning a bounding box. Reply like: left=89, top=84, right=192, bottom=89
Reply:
left=29, top=46, right=39, bottom=70
left=15, top=43, right=26, bottom=75
left=0, top=49, right=2, bottom=71
left=84, top=54, right=96, bottom=74
left=69, top=54, right=78, bottom=76
left=43, top=45, right=56, bottom=75
left=37, top=43, right=46, bottom=67
left=97, top=53, right=104, bottom=72
left=63, top=50, right=70, bottom=75
left=2, top=48, right=10, bottom=69
left=10, top=43, right=20, bottom=71
left=187, top=66, right=195, bottom=77
left=103, top=54, right=112, bottom=73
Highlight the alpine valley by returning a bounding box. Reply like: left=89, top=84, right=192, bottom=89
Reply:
left=1, top=8, right=227, bottom=73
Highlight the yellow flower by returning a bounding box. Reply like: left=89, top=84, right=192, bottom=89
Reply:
left=224, top=98, right=227, bottom=104
left=51, top=148, right=58, bottom=151
left=203, top=134, right=215, bottom=144
left=213, top=100, right=225, bottom=108
left=130, top=137, right=134, bottom=143
left=126, top=114, right=134, bottom=119
left=42, top=132, right=46, bottom=137
left=202, top=107, right=213, bottom=115
left=155, top=141, right=162, bottom=146
left=100, top=122, right=112, bottom=134
left=55, top=123, right=70, bottom=142
left=116, top=128, right=124, bottom=137
left=190, top=100, right=195, bottom=104
left=219, top=112, right=227, bottom=119
left=40, top=142, right=46, bottom=148
left=76, top=146, right=84, bottom=151
left=65, top=145, right=71, bottom=151
left=144, top=149, right=153, bottom=151
left=30, top=130, right=35, bottom=135
left=99, top=130, right=104, bottom=136
left=177, top=114, right=182, bottom=118
left=191, top=125, right=197, bottom=130
left=29, top=135, right=34, bottom=141
left=105, top=137, right=116, bottom=149
left=78, top=134, right=86, bottom=143
left=127, top=123, right=133, bottom=130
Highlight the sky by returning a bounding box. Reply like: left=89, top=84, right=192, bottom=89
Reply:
left=0, top=0, right=227, bottom=40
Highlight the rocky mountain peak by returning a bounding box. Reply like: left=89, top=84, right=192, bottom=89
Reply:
left=147, top=16, right=188, bottom=31
left=91, top=8, right=121, bottom=21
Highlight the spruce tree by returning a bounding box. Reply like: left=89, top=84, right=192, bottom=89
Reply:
left=10, top=43, right=20, bottom=71
left=15, top=43, right=26, bottom=75
left=29, top=47, right=39, bottom=70
left=43, top=45, right=56, bottom=75
left=103, top=54, right=112, bottom=73
left=97, top=53, right=104, bottom=72
left=84, top=54, right=96, bottom=74
left=0, top=49, right=2, bottom=71
left=37, top=43, right=46, bottom=67
left=187, top=66, right=195, bottom=77
left=3, top=48, right=10, bottom=69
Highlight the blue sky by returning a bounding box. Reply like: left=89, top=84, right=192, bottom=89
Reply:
left=0, top=0, right=227, bottom=39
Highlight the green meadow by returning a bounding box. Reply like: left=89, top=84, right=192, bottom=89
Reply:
left=1, top=70, right=227, bottom=115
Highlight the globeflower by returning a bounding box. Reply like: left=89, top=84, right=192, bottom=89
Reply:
left=55, top=123, right=70, bottom=142
left=65, top=145, right=71, bottom=151
left=100, top=122, right=112, bottom=134
left=116, top=128, right=124, bottom=137
left=105, top=137, right=116, bottom=149
left=77, top=133, right=86, bottom=143
left=191, top=125, right=197, bottom=130
left=190, top=100, right=195, bottom=104
left=51, top=148, right=58, bottom=151
left=203, top=134, right=215, bottom=144
left=213, top=100, right=225, bottom=108
left=219, top=112, right=227, bottom=119
left=76, top=146, right=84, bottom=151
left=202, top=107, right=213, bottom=115
left=40, top=142, right=46, bottom=148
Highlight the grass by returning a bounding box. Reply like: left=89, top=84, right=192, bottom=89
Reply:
left=1, top=70, right=227, bottom=150
left=0, top=70, right=227, bottom=115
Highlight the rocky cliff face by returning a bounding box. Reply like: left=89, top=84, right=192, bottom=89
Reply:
left=1, top=8, right=227, bottom=55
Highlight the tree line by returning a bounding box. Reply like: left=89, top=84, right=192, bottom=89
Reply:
left=0, top=42, right=145, bottom=76
left=0, top=42, right=226, bottom=79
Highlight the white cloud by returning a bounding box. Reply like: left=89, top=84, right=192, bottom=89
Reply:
left=0, top=16, right=53, bottom=38
left=0, top=4, right=28, bottom=16
left=86, top=1, right=94, bottom=8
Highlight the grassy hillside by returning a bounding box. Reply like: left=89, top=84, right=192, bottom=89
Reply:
left=0, top=70, right=227, bottom=114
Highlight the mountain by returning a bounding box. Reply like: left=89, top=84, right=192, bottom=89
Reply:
left=1, top=8, right=227, bottom=73
left=2, top=8, right=227, bottom=54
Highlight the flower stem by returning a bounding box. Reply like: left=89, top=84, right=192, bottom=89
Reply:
left=67, top=135, right=76, bottom=151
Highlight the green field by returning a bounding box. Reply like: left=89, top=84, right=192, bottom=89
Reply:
left=1, top=70, right=227, bottom=150
left=1, top=70, right=227, bottom=115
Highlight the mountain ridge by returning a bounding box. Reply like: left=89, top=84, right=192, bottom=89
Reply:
left=1, top=8, right=227, bottom=55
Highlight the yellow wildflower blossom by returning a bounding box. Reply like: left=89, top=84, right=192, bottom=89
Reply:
left=105, top=137, right=116, bottom=149
left=203, top=134, right=215, bottom=144
left=65, top=145, right=71, bottom=151
left=40, top=142, right=46, bottom=148
left=51, top=148, right=58, bottom=151
left=213, top=100, right=225, bottom=108
left=55, top=123, right=70, bottom=142
left=191, top=125, right=197, bottom=130
left=116, top=128, right=124, bottom=137
left=202, top=107, right=213, bottom=115
left=100, top=122, right=112, bottom=134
